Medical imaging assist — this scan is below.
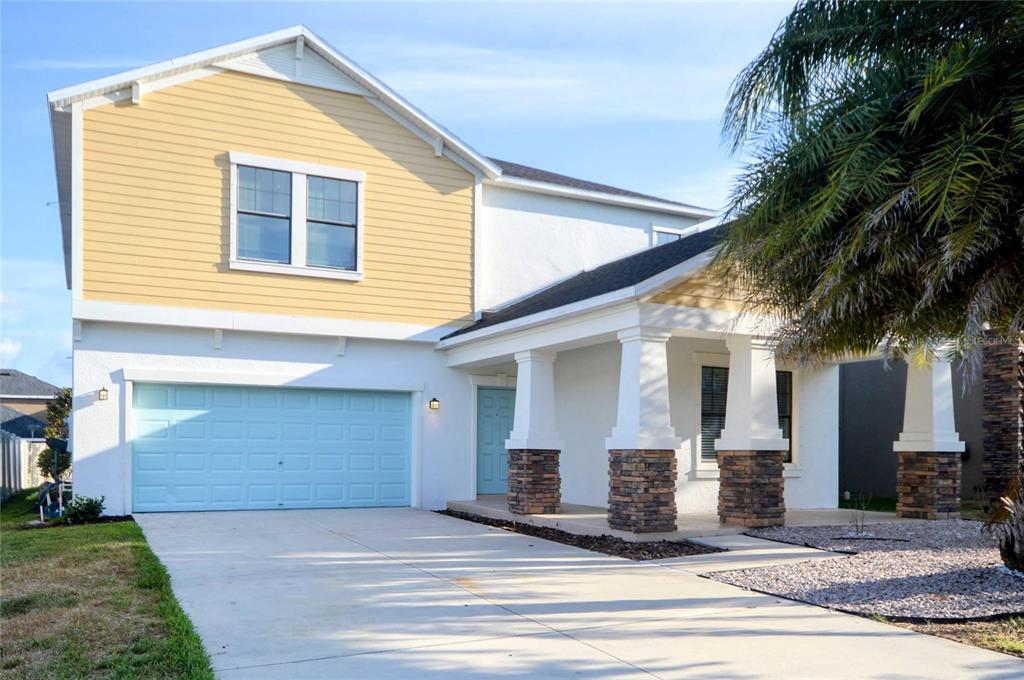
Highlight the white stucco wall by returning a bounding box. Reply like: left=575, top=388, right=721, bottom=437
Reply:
left=72, top=321, right=477, bottom=515
left=73, top=321, right=839, bottom=517
left=478, top=186, right=702, bottom=309
left=554, top=337, right=840, bottom=513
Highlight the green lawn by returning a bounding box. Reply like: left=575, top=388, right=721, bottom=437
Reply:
left=838, top=495, right=990, bottom=521
left=838, top=496, right=898, bottom=513
left=0, top=490, right=213, bottom=679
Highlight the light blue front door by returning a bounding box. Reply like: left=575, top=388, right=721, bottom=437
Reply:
left=476, top=388, right=515, bottom=495
left=132, top=383, right=411, bottom=512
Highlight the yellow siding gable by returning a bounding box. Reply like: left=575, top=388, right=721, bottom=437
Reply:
left=82, top=70, right=475, bottom=326
left=647, top=269, right=747, bottom=312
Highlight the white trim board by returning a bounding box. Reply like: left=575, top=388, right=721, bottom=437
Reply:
left=438, top=250, right=739, bottom=350
left=0, top=394, right=59, bottom=400
left=47, top=26, right=500, bottom=179
left=487, top=176, right=716, bottom=220
left=119, top=367, right=424, bottom=393
left=74, top=299, right=460, bottom=343
left=227, top=150, right=366, bottom=281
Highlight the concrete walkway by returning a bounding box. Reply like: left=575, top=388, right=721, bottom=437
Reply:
left=448, top=494, right=915, bottom=541
left=136, top=508, right=1022, bottom=679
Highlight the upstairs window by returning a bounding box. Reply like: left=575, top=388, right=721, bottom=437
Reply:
left=228, top=152, right=365, bottom=281
left=237, top=166, right=292, bottom=264
left=700, top=366, right=794, bottom=463
left=307, top=176, right=358, bottom=270
left=651, top=224, right=698, bottom=247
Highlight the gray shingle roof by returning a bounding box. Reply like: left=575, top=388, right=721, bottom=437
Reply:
left=0, top=369, right=60, bottom=397
left=489, top=158, right=711, bottom=212
left=0, top=405, right=46, bottom=438
left=443, top=224, right=727, bottom=340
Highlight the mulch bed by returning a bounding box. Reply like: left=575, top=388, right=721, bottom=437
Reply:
left=19, top=516, right=134, bottom=530
left=437, top=509, right=724, bottom=561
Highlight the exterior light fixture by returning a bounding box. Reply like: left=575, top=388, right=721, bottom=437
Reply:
left=98, top=387, right=109, bottom=401
left=429, top=397, right=440, bottom=410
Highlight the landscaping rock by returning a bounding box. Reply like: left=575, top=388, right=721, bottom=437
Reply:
left=710, top=520, right=1024, bottom=620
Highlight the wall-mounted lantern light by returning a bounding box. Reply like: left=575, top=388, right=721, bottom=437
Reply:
left=428, top=397, right=440, bottom=410
left=97, top=387, right=109, bottom=401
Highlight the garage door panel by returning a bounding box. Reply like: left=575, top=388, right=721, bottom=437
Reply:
left=132, top=385, right=412, bottom=512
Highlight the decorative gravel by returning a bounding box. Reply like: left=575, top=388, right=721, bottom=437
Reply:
left=709, top=520, right=1024, bottom=621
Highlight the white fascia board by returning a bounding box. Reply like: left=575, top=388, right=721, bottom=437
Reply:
left=46, top=26, right=305, bottom=107
left=70, top=102, right=83, bottom=300
left=834, top=350, right=885, bottom=364
left=486, top=176, right=717, bottom=219
left=45, top=25, right=499, bottom=178
left=73, top=299, right=459, bottom=343
left=638, top=302, right=778, bottom=338
left=439, top=249, right=721, bottom=350
left=633, top=249, right=718, bottom=299
left=47, top=106, right=72, bottom=289
left=444, top=301, right=642, bottom=368
left=298, top=25, right=500, bottom=179
left=119, top=368, right=424, bottom=393
left=437, top=286, right=640, bottom=350
left=0, top=394, right=58, bottom=400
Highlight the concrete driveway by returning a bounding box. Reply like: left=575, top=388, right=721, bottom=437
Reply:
left=136, top=508, right=1022, bottom=679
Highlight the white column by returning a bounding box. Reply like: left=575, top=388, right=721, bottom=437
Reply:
left=893, top=360, right=965, bottom=452
left=715, top=335, right=789, bottom=452
left=505, top=350, right=563, bottom=450
left=605, top=327, right=682, bottom=451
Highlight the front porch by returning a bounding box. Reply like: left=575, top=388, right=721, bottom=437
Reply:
left=448, top=495, right=916, bottom=542
left=440, top=240, right=966, bottom=537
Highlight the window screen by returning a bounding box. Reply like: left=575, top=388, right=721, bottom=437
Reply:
left=700, top=366, right=793, bottom=462
left=237, top=166, right=291, bottom=263
left=307, top=175, right=358, bottom=270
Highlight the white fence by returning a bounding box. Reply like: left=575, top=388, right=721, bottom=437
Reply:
left=1, top=431, right=46, bottom=502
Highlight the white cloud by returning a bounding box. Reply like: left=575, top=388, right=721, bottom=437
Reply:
left=0, top=257, right=71, bottom=383
left=350, top=41, right=741, bottom=124
left=0, top=339, right=23, bottom=365
left=10, top=58, right=144, bottom=71
left=653, top=163, right=744, bottom=213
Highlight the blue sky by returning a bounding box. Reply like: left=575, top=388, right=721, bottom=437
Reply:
left=0, top=1, right=790, bottom=387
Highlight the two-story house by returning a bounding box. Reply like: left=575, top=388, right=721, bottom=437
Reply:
left=49, top=27, right=965, bottom=531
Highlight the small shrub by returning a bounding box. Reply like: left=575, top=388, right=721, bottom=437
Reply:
left=36, top=447, right=71, bottom=481
left=986, top=473, right=1024, bottom=572
left=65, top=495, right=105, bottom=524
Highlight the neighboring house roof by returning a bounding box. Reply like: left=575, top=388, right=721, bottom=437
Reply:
left=443, top=224, right=728, bottom=339
left=48, top=26, right=714, bottom=289
left=0, top=369, right=59, bottom=399
left=0, top=406, right=47, bottom=438
left=488, top=158, right=709, bottom=212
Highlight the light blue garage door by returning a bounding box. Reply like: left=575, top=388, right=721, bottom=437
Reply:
left=132, top=383, right=411, bottom=512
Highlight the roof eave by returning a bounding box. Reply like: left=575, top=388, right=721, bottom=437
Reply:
left=45, top=25, right=501, bottom=179
left=46, top=25, right=306, bottom=108
left=437, top=248, right=717, bottom=349
left=486, top=175, right=716, bottom=219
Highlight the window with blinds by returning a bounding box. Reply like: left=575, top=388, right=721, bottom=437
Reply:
left=700, top=366, right=793, bottom=463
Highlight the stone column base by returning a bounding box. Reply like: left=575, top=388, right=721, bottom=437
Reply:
left=896, top=450, right=961, bottom=519
left=508, top=449, right=560, bottom=515
left=608, top=449, right=677, bottom=533
left=717, top=450, right=785, bottom=528
left=982, top=336, right=1023, bottom=504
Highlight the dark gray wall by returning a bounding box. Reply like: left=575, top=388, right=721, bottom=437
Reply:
left=839, top=360, right=984, bottom=500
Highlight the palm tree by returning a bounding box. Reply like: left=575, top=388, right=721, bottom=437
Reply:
left=715, top=0, right=1024, bottom=366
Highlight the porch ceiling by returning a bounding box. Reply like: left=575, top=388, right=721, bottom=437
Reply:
left=442, top=298, right=774, bottom=369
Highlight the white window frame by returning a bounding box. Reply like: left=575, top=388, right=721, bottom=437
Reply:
left=691, top=351, right=801, bottom=479
left=651, top=223, right=698, bottom=247
left=228, top=151, right=366, bottom=281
